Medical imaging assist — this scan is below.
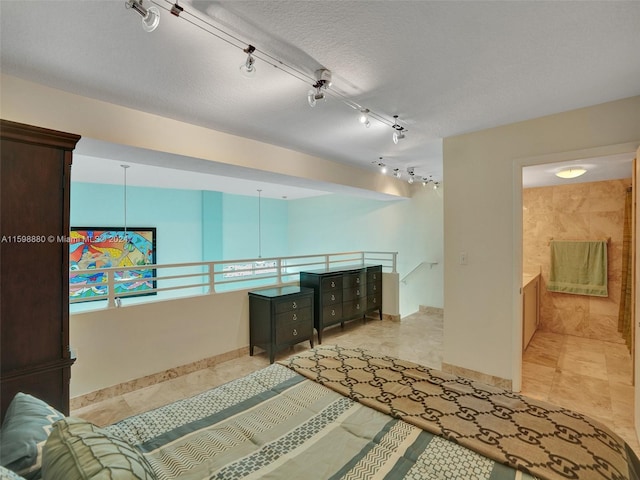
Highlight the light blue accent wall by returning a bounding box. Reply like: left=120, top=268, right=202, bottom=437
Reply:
left=287, top=189, right=444, bottom=316
left=71, top=182, right=203, bottom=264
left=221, top=194, right=288, bottom=259
left=202, top=191, right=223, bottom=261
left=70, top=182, right=444, bottom=317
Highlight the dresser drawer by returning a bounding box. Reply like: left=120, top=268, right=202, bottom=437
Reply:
left=275, top=307, right=311, bottom=325
left=343, top=271, right=365, bottom=288
left=276, top=320, right=313, bottom=344
left=322, top=304, right=343, bottom=323
left=368, top=281, right=381, bottom=295
left=321, top=276, right=342, bottom=291
left=322, top=289, right=342, bottom=305
left=343, top=285, right=366, bottom=301
left=367, top=294, right=381, bottom=309
left=343, top=298, right=364, bottom=317
left=274, top=295, right=311, bottom=314
left=367, top=266, right=382, bottom=283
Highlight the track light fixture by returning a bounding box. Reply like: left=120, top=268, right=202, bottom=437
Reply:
left=125, top=0, right=160, bottom=32
left=240, top=45, right=256, bottom=78
left=372, top=157, right=387, bottom=174
left=418, top=175, right=442, bottom=189
left=359, top=109, right=371, bottom=128
left=308, top=68, right=332, bottom=107
left=170, top=1, right=183, bottom=16
left=391, top=115, right=407, bottom=144
left=407, top=167, right=415, bottom=184
left=372, top=159, right=441, bottom=188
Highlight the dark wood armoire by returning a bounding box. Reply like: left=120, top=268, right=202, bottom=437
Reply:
left=0, top=119, right=80, bottom=420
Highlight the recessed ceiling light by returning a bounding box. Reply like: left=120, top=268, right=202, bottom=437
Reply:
left=555, top=167, right=587, bottom=179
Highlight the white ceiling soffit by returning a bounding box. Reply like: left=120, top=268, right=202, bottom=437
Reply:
left=522, top=153, right=634, bottom=189
left=1, top=1, right=639, bottom=193
left=72, top=138, right=400, bottom=201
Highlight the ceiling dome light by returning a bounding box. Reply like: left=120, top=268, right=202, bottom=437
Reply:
left=126, top=0, right=160, bottom=32
left=555, top=167, right=587, bottom=179
left=240, top=45, right=256, bottom=78
left=393, top=168, right=401, bottom=179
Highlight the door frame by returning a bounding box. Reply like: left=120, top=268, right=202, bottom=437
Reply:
left=512, top=141, right=639, bottom=394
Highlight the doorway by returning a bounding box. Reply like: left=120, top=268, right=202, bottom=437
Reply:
left=519, top=152, right=637, bottom=452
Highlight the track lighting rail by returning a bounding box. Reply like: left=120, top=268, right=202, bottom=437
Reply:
left=142, top=0, right=408, bottom=133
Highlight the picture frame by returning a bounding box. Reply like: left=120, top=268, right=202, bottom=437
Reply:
left=69, top=227, right=157, bottom=302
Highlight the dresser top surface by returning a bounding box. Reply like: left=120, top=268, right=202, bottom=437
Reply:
left=300, top=264, right=382, bottom=275
left=248, top=286, right=313, bottom=298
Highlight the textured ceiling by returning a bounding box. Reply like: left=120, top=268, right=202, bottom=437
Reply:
left=1, top=0, right=639, bottom=197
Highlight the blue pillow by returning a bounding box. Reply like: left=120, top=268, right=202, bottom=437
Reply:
left=0, top=465, right=27, bottom=480
left=0, top=393, right=64, bottom=480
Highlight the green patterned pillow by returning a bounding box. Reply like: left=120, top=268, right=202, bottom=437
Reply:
left=42, top=417, right=157, bottom=480
left=0, top=392, right=64, bottom=480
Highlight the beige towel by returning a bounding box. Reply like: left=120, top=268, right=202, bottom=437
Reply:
left=547, top=240, right=608, bottom=296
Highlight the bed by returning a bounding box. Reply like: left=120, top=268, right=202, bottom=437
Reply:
left=1, top=345, right=638, bottom=480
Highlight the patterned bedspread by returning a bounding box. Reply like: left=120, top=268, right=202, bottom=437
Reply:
left=281, top=346, right=640, bottom=480
left=107, top=361, right=535, bottom=479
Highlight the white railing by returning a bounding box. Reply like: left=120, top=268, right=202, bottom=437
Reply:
left=400, top=260, right=439, bottom=284
left=70, top=251, right=397, bottom=308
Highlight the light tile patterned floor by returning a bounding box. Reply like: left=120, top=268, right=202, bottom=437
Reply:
left=521, top=330, right=638, bottom=455
left=73, top=309, right=638, bottom=455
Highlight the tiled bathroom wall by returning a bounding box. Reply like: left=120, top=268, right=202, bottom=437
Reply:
left=523, top=179, right=631, bottom=343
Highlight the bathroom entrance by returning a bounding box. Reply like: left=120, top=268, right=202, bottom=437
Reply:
left=519, top=151, right=636, bottom=450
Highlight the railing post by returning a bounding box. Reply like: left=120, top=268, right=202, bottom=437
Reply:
left=361, top=251, right=365, bottom=265
left=324, top=254, right=330, bottom=269
left=107, top=270, right=116, bottom=308
left=277, top=258, right=282, bottom=284
left=208, top=262, right=216, bottom=294
left=392, top=252, right=398, bottom=273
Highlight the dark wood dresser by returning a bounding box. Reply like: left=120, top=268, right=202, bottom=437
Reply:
left=249, top=286, right=314, bottom=363
left=0, top=120, right=80, bottom=420
left=300, top=265, right=382, bottom=343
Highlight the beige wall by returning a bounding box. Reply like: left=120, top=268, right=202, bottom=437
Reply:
left=70, top=273, right=400, bottom=397
left=443, top=95, right=640, bottom=385
left=0, top=74, right=410, bottom=199
left=523, top=179, right=631, bottom=343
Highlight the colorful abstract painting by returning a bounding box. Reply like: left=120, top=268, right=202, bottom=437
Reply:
left=69, top=227, right=156, bottom=301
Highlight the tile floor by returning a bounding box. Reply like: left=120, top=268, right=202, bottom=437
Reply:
left=521, top=329, right=638, bottom=455
left=72, top=309, right=638, bottom=456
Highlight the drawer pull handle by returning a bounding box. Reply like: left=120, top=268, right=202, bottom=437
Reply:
left=293, top=329, right=298, bottom=336
left=331, top=309, right=336, bottom=316
left=356, top=303, right=360, bottom=310
left=373, top=285, right=377, bottom=291
left=292, top=301, right=297, bottom=309
left=356, top=278, right=360, bottom=284
left=331, top=281, right=335, bottom=287
left=356, top=289, right=360, bottom=296
left=331, top=294, right=335, bottom=301
left=293, top=313, right=297, bottom=321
